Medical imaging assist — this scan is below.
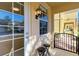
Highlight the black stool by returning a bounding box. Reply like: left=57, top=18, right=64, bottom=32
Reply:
left=37, top=44, right=50, bottom=56
left=37, top=46, right=46, bottom=56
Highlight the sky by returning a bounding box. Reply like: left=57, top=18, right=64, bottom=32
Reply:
left=0, top=9, right=24, bottom=22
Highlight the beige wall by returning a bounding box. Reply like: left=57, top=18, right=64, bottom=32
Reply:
left=54, top=9, right=78, bottom=36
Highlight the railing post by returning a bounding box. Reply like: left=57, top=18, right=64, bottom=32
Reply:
left=54, top=33, right=56, bottom=48
left=77, top=37, right=79, bottom=55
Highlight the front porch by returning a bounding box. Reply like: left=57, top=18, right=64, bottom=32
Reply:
left=25, top=2, right=79, bottom=56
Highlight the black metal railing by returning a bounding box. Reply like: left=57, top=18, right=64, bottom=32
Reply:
left=54, top=33, right=79, bottom=55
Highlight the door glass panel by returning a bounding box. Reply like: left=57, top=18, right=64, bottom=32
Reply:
left=14, top=2, right=24, bottom=15
left=14, top=14, right=24, bottom=26
left=13, top=2, right=24, bottom=56
left=0, top=2, right=12, bottom=56
left=0, top=2, right=12, bottom=12
left=0, top=10, right=12, bottom=25
left=0, top=2, right=24, bottom=56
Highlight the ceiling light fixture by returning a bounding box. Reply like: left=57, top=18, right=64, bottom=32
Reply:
left=12, top=7, right=20, bottom=11
left=35, top=6, right=46, bottom=20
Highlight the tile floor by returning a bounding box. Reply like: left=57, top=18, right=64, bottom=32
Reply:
left=49, top=48, right=78, bottom=56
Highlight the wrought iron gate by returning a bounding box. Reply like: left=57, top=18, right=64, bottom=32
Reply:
left=54, top=33, right=79, bottom=54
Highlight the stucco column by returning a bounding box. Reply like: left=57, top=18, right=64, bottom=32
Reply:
left=24, top=2, right=30, bottom=56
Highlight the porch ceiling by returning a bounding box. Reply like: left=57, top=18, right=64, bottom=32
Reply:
left=47, top=2, right=79, bottom=13
left=47, top=2, right=68, bottom=7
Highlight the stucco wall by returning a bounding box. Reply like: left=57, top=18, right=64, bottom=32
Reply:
left=54, top=9, right=78, bottom=36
